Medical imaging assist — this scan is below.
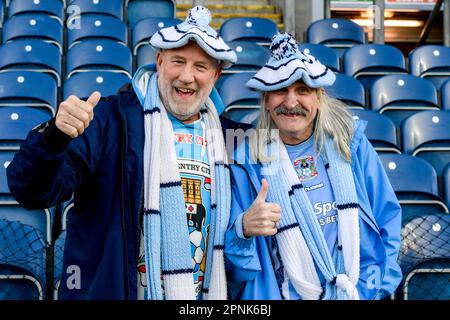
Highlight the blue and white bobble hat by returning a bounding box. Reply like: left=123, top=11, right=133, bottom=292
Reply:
left=150, top=6, right=237, bottom=68
left=246, top=32, right=336, bottom=91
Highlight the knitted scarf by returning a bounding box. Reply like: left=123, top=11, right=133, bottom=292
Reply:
left=142, top=73, right=230, bottom=300
left=262, top=137, right=360, bottom=300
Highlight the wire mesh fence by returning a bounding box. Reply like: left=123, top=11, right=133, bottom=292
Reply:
left=0, top=219, right=46, bottom=300
left=397, top=213, right=450, bottom=300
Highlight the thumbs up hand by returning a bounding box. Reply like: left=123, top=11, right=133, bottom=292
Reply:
left=242, top=179, right=281, bottom=237
left=55, top=92, right=102, bottom=138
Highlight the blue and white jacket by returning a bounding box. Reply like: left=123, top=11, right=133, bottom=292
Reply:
left=224, top=121, right=402, bottom=300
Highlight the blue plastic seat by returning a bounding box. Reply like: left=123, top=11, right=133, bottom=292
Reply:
left=66, top=40, right=132, bottom=79
left=343, top=44, right=407, bottom=91
left=67, top=0, right=124, bottom=23
left=126, top=0, right=175, bottom=27
left=0, top=71, right=58, bottom=117
left=298, top=43, right=340, bottom=73
left=219, top=17, right=278, bottom=46
left=306, top=18, right=365, bottom=57
left=219, top=72, right=261, bottom=124
left=8, top=0, right=64, bottom=24
left=441, top=79, right=450, bottom=111
left=218, top=41, right=269, bottom=89
left=2, top=13, right=63, bottom=53
left=136, top=45, right=158, bottom=69
left=67, top=14, right=128, bottom=49
left=444, top=164, right=450, bottom=209
left=63, top=71, right=130, bottom=100
left=53, top=229, right=66, bottom=300
left=371, top=74, right=439, bottom=127
left=398, top=213, right=450, bottom=300
left=409, top=45, right=450, bottom=90
left=402, top=110, right=450, bottom=177
left=132, top=17, right=181, bottom=55
left=0, top=107, right=51, bottom=150
left=0, top=1, right=4, bottom=27
left=0, top=40, right=62, bottom=86
left=351, top=109, right=400, bottom=154
left=326, top=73, right=365, bottom=109
left=379, top=153, right=449, bottom=225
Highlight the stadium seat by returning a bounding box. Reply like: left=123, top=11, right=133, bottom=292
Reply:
left=343, top=44, right=407, bottom=91
left=219, top=72, right=261, bottom=124
left=8, top=0, right=64, bottom=24
left=441, top=79, right=450, bottom=111
left=371, top=74, right=439, bottom=127
left=67, top=0, right=124, bottom=24
left=402, top=110, right=450, bottom=177
left=2, top=13, right=63, bottom=53
left=67, top=14, right=128, bottom=49
left=306, top=18, right=365, bottom=57
left=444, top=164, right=450, bottom=208
left=219, top=17, right=278, bottom=46
left=326, top=73, right=366, bottom=109
left=0, top=1, right=3, bottom=27
left=351, top=109, right=400, bottom=154
left=53, top=229, right=66, bottom=300
left=218, top=41, right=270, bottom=90
left=0, top=71, right=58, bottom=117
left=298, top=43, right=340, bottom=73
left=0, top=220, right=47, bottom=300
left=0, top=40, right=62, bottom=86
left=66, top=40, right=132, bottom=79
left=0, top=107, right=52, bottom=150
left=409, top=45, right=450, bottom=90
left=126, top=0, right=175, bottom=27
left=132, top=17, right=181, bottom=55
left=398, top=213, right=450, bottom=300
left=379, top=154, right=449, bottom=225
left=136, top=45, right=158, bottom=69
left=63, top=72, right=130, bottom=100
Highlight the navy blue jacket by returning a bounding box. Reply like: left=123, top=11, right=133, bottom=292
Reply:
left=6, top=81, right=249, bottom=300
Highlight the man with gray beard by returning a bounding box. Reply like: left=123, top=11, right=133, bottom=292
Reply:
left=224, top=32, right=402, bottom=300
left=7, top=6, right=244, bottom=300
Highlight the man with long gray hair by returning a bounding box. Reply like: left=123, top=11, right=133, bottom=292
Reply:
left=224, top=32, right=402, bottom=300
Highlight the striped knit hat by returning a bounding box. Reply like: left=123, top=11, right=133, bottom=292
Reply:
left=246, top=32, right=336, bottom=91
left=150, top=5, right=237, bottom=68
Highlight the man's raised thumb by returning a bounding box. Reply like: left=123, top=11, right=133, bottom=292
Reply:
left=86, top=91, right=101, bottom=108
left=256, top=179, right=269, bottom=203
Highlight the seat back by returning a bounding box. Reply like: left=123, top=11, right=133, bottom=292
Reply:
left=298, top=43, right=340, bottom=72
left=402, top=110, right=450, bottom=177
left=409, top=45, right=450, bottom=89
left=219, top=17, right=277, bottom=45
left=344, top=44, right=406, bottom=90
left=127, top=0, right=175, bottom=27
left=132, top=17, right=181, bottom=54
left=371, top=75, right=439, bottom=126
left=326, top=73, right=365, bottom=109
left=351, top=109, right=400, bottom=153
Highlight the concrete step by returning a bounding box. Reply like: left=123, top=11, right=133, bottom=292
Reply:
left=177, top=3, right=277, bottom=14
left=176, top=0, right=272, bottom=5
left=177, top=11, right=283, bottom=22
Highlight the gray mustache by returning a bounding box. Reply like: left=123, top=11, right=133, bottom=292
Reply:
left=275, top=106, right=308, bottom=116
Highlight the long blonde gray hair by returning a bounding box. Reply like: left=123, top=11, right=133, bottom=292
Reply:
left=249, top=88, right=355, bottom=163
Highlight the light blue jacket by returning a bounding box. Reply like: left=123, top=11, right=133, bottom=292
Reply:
left=224, top=121, right=402, bottom=300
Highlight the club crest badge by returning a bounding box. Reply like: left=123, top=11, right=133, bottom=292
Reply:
left=294, top=156, right=318, bottom=181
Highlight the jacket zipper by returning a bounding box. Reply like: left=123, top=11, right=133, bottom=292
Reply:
left=121, top=117, right=130, bottom=299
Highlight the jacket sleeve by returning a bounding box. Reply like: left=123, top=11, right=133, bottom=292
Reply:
left=224, top=165, right=263, bottom=285
left=6, top=98, right=115, bottom=210
left=358, top=135, right=403, bottom=298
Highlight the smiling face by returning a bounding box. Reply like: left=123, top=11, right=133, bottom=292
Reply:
left=265, top=81, right=321, bottom=145
left=156, top=41, right=222, bottom=123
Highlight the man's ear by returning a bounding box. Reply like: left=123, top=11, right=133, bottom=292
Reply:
left=156, top=51, right=163, bottom=72
left=214, top=65, right=223, bottom=82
